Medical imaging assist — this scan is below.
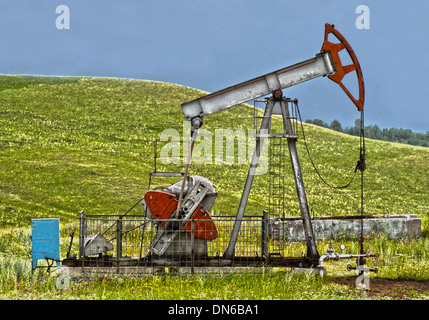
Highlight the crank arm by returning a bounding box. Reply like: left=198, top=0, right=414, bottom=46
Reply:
left=321, top=23, right=365, bottom=111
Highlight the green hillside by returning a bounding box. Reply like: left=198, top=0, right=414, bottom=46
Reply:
left=0, top=75, right=428, bottom=229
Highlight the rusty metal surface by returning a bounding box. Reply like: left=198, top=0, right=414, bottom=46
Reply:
left=321, top=23, right=365, bottom=111
left=144, top=190, right=218, bottom=240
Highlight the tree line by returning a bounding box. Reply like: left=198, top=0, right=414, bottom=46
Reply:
left=305, top=118, right=429, bottom=148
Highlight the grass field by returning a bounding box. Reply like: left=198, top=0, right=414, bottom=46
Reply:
left=0, top=75, right=428, bottom=300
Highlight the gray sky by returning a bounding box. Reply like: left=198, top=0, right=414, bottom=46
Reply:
left=1, top=1, right=428, bottom=132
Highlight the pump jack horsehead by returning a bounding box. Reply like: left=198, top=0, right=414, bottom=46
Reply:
left=142, top=24, right=377, bottom=271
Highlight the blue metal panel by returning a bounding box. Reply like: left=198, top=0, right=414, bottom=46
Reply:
left=31, top=218, right=60, bottom=269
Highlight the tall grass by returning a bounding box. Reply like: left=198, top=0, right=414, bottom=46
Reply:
left=0, top=263, right=367, bottom=300
left=73, top=271, right=358, bottom=300
left=1, top=226, right=428, bottom=299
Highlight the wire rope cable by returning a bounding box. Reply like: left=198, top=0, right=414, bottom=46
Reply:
left=296, top=102, right=359, bottom=190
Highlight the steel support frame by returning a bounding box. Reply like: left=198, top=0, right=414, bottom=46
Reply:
left=224, top=96, right=319, bottom=259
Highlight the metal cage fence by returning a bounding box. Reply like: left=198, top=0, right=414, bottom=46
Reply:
left=75, top=213, right=273, bottom=273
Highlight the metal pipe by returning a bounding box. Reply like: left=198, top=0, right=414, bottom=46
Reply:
left=316, top=250, right=378, bottom=276
left=224, top=102, right=274, bottom=259
left=283, top=99, right=318, bottom=259
left=175, top=129, right=198, bottom=219
left=181, top=52, right=335, bottom=120
left=261, top=210, right=269, bottom=259
left=191, top=219, right=195, bottom=275
left=78, top=210, right=84, bottom=260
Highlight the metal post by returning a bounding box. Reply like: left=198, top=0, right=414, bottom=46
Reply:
left=287, top=139, right=319, bottom=258
left=139, top=219, right=147, bottom=260
left=280, top=100, right=319, bottom=258
left=116, top=217, right=123, bottom=261
left=191, top=219, right=195, bottom=275
left=224, top=102, right=274, bottom=258
left=78, top=210, right=84, bottom=260
left=261, top=210, right=269, bottom=259
left=154, top=139, right=158, bottom=172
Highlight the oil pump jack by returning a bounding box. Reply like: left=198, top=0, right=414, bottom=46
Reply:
left=143, top=24, right=377, bottom=272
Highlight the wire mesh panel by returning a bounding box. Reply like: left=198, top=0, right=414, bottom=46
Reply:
left=209, top=216, right=264, bottom=258
left=73, top=214, right=273, bottom=274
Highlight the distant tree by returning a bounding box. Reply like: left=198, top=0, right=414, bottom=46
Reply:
left=382, top=128, right=390, bottom=141
left=388, top=128, right=400, bottom=142
left=368, top=124, right=382, bottom=140
left=354, top=118, right=362, bottom=128
left=329, top=119, right=343, bottom=132
left=309, top=119, right=328, bottom=128
left=408, top=136, right=420, bottom=146
left=416, top=132, right=426, bottom=144
left=402, top=129, right=414, bottom=140
left=305, top=118, right=428, bottom=148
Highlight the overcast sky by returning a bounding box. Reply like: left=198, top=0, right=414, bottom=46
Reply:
left=0, top=1, right=428, bottom=132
